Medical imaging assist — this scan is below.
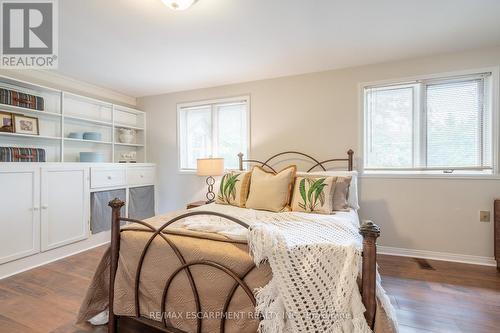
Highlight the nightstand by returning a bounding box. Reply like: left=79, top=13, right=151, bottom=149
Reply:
left=186, top=200, right=207, bottom=209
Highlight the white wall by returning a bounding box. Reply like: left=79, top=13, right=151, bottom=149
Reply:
left=139, top=46, right=500, bottom=260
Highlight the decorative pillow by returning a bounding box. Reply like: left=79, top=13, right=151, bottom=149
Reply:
left=245, top=165, right=297, bottom=212
left=332, top=176, right=352, bottom=211
left=291, top=176, right=336, bottom=214
left=215, top=171, right=251, bottom=207
left=297, top=171, right=358, bottom=210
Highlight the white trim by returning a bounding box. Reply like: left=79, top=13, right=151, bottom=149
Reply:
left=358, top=66, right=500, bottom=179
left=177, top=95, right=251, bottom=172
left=0, top=232, right=110, bottom=280
left=491, top=66, right=500, bottom=175
left=60, top=92, right=65, bottom=162
left=112, top=104, right=116, bottom=163
left=114, top=104, right=144, bottom=115
left=360, top=67, right=498, bottom=90
left=64, top=91, right=113, bottom=107
left=360, top=173, right=500, bottom=180
left=178, top=95, right=249, bottom=109
left=378, top=245, right=496, bottom=267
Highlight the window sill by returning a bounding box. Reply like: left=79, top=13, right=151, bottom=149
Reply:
left=177, top=166, right=246, bottom=175
left=178, top=169, right=197, bottom=175
left=360, top=171, right=500, bottom=180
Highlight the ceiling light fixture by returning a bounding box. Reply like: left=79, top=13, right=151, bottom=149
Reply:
left=162, top=0, right=198, bottom=11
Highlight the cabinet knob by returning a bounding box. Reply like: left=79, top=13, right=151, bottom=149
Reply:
left=107, top=176, right=112, bottom=180
left=42, top=205, right=48, bottom=210
left=140, top=174, right=144, bottom=178
left=33, top=207, right=39, bottom=211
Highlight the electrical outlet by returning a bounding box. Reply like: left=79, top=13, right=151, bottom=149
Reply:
left=479, top=211, right=490, bottom=222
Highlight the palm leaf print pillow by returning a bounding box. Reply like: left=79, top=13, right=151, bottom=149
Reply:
left=291, top=176, right=336, bottom=214
left=215, top=171, right=251, bottom=207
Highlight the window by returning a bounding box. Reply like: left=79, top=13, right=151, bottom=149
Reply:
left=363, top=72, right=494, bottom=174
left=178, top=96, right=249, bottom=171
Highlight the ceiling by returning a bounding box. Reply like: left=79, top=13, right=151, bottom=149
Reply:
left=57, top=0, right=500, bottom=97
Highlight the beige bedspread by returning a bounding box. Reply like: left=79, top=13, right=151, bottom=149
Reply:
left=77, top=210, right=396, bottom=333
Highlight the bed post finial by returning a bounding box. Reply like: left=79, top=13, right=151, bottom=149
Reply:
left=359, top=220, right=380, bottom=329
left=347, top=149, right=354, bottom=171
left=109, top=198, right=125, bottom=210
left=238, top=152, right=244, bottom=171
left=108, top=198, right=125, bottom=333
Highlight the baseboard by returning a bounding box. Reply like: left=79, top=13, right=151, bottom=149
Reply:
left=0, top=231, right=111, bottom=280
left=378, top=245, right=497, bottom=267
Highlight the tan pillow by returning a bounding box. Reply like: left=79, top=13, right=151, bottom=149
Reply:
left=332, top=176, right=352, bottom=211
left=291, top=176, right=336, bottom=214
left=216, top=171, right=251, bottom=207
left=245, top=165, right=297, bottom=212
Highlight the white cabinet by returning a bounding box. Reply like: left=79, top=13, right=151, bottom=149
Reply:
left=0, top=168, right=40, bottom=264
left=0, top=75, right=146, bottom=163
left=0, top=166, right=91, bottom=263
left=0, top=163, right=155, bottom=274
left=127, top=166, right=155, bottom=186
left=91, top=167, right=127, bottom=189
left=41, top=167, right=90, bottom=251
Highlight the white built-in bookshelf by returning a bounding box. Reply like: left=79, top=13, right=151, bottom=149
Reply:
left=0, top=75, right=146, bottom=163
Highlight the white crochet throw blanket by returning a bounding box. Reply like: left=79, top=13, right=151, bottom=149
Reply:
left=181, top=204, right=396, bottom=333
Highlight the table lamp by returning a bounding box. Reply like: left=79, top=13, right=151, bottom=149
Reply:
left=197, top=157, right=224, bottom=203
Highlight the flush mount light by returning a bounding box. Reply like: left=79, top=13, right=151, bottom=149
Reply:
left=162, top=0, right=198, bottom=11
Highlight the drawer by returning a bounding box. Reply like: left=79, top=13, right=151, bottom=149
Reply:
left=91, top=168, right=126, bottom=189
left=127, top=167, right=155, bottom=186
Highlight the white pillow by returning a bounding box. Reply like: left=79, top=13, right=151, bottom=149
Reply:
left=296, top=170, right=359, bottom=210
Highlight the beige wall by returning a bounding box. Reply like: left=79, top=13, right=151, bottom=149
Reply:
left=139, top=46, right=500, bottom=260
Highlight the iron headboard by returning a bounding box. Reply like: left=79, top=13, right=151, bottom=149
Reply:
left=237, top=149, right=354, bottom=172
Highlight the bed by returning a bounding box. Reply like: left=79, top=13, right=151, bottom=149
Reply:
left=78, top=150, right=397, bottom=333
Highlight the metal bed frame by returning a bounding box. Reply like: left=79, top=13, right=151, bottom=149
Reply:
left=107, top=149, right=380, bottom=333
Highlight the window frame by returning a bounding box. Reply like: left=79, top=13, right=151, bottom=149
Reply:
left=177, top=95, right=251, bottom=173
left=360, top=67, right=500, bottom=179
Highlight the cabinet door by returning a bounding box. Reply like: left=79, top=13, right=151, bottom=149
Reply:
left=41, top=167, right=90, bottom=251
left=129, top=185, right=155, bottom=220
left=0, top=168, right=40, bottom=264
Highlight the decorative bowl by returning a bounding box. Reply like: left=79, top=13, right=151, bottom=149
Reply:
left=68, top=132, right=83, bottom=139
left=79, top=152, right=104, bottom=163
left=83, top=132, right=102, bottom=141
left=118, top=128, right=136, bottom=144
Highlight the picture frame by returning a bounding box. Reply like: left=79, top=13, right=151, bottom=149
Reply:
left=0, top=111, right=13, bottom=132
left=13, top=114, right=39, bottom=135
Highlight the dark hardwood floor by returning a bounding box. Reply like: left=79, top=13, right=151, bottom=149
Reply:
left=0, top=246, right=499, bottom=332
left=378, top=255, right=500, bottom=332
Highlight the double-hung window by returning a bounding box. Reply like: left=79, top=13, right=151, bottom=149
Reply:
left=178, top=96, right=249, bottom=171
left=363, top=72, right=494, bottom=174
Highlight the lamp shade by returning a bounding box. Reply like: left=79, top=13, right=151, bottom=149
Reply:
left=197, top=158, right=224, bottom=176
